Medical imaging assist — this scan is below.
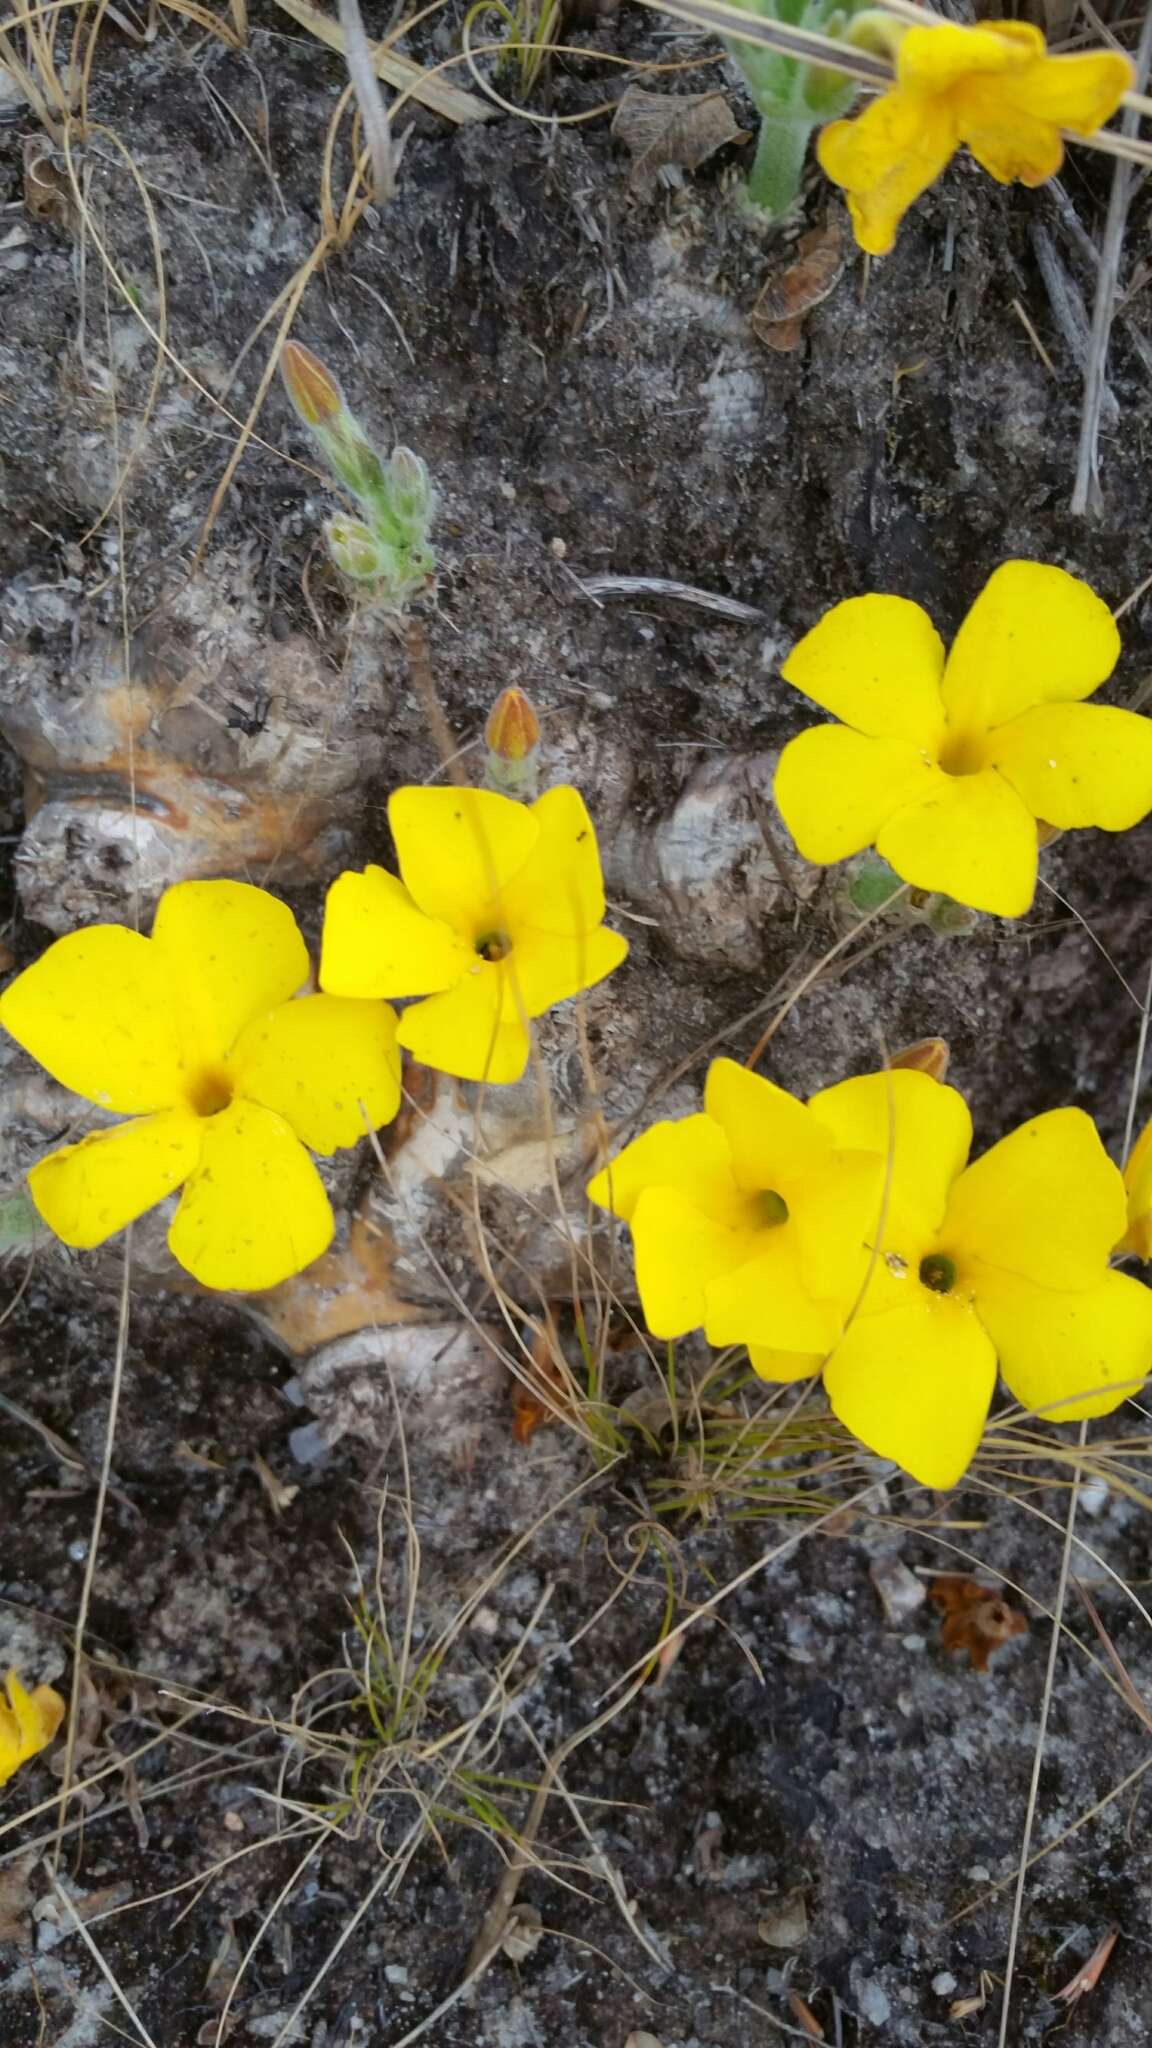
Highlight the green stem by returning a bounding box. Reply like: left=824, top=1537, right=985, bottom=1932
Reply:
left=746, top=109, right=817, bottom=216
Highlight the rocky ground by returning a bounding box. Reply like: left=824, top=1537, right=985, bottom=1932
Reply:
left=3, top=1, right=1152, bottom=2041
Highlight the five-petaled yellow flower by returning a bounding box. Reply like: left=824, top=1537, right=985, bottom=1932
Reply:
left=751, top=1071, right=1152, bottom=1488
left=775, top=560, right=1152, bottom=917
left=0, top=1669, right=65, bottom=1786
left=587, top=1057, right=884, bottom=1353
left=820, top=19, right=1131, bottom=256
left=0, top=882, right=401, bottom=1291
left=320, top=786, right=628, bottom=1084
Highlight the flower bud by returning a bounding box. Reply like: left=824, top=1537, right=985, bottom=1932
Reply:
left=325, top=516, right=393, bottom=583
left=388, top=445, right=434, bottom=522
left=485, top=687, right=541, bottom=800
left=889, top=1038, right=950, bottom=1084
left=281, top=341, right=345, bottom=428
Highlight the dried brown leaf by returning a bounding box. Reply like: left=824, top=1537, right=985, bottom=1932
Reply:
left=612, top=86, right=742, bottom=199
left=930, top=1575, right=1028, bottom=1673
left=751, top=225, right=845, bottom=352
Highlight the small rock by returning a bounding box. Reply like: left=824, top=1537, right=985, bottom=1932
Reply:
left=757, top=1892, right=809, bottom=1948
left=869, top=1556, right=927, bottom=1628
left=932, top=1971, right=958, bottom=1997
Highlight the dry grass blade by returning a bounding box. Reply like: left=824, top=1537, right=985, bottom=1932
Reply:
left=269, top=0, right=494, bottom=123
left=51, top=1882, right=159, bottom=2048
left=1073, top=1576, right=1152, bottom=1729
left=337, top=0, right=394, bottom=199
left=1072, top=0, right=1152, bottom=512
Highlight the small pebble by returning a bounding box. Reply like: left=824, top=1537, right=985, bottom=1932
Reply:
left=932, top=1971, right=958, bottom=1997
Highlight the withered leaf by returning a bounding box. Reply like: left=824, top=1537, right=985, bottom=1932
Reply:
left=930, top=1575, right=1028, bottom=1673
left=751, top=224, right=845, bottom=354
left=612, top=87, right=743, bottom=200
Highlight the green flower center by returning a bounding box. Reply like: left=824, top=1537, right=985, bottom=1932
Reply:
left=919, top=1252, right=956, bottom=1295
left=186, top=1066, right=234, bottom=1118
left=476, top=929, right=513, bottom=963
left=754, top=1188, right=790, bottom=1228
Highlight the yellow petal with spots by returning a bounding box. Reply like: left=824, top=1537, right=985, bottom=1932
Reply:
left=807, top=1070, right=972, bottom=1235
left=396, top=973, right=529, bottom=1084
left=388, top=786, right=537, bottom=933
left=974, top=1264, right=1152, bottom=1424
left=320, top=865, right=471, bottom=999
left=0, top=926, right=184, bottom=1113
left=167, top=1101, right=333, bottom=1291
left=498, top=925, right=628, bottom=1023
left=774, top=725, right=940, bottom=865
left=230, top=994, right=401, bottom=1154
left=824, top=1295, right=997, bottom=1488
left=501, top=786, right=609, bottom=937
left=152, top=881, right=310, bottom=1065
left=586, top=1114, right=738, bottom=1224
left=875, top=766, right=1038, bottom=916
left=944, top=1107, right=1125, bottom=1291
left=704, top=1057, right=833, bottom=1192
left=703, top=1230, right=839, bottom=1353
left=940, top=562, right=1119, bottom=738
left=631, top=1184, right=760, bottom=1341
left=986, top=702, right=1152, bottom=832
left=781, top=593, right=946, bottom=746
left=29, top=1110, right=203, bottom=1249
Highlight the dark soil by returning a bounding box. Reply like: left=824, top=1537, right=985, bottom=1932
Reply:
left=4, top=3, right=1152, bottom=2043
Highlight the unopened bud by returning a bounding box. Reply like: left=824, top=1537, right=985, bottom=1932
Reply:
left=325, top=427, right=388, bottom=504
left=485, top=687, right=541, bottom=800
left=281, top=340, right=345, bottom=428
left=325, top=516, right=392, bottom=583
left=388, top=445, right=433, bottom=520
left=889, top=1038, right=950, bottom=1084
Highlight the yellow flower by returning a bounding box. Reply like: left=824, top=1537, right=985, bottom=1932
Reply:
left=775, top=560, right=1152, bottom=917
left=1120, top=1115, right=1152, bottom=1260
left=0, top=1669, right=65, bottom=1786
left=819, top=19, right=1131, bottom=255
left=586, top=1057, right=884, bottom=1352
left=0, top=882, right=401, bottom=1291
left=320, top=786, right=627, bottom=1084
left=750, top=1072, right=1152, bottom=1488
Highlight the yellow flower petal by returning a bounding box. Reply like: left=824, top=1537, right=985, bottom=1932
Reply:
left=704, top=1231, right=840, bottom=1352
left=875, top=766, right=1038, bottom=916
left=824, top=1296, right=997, bottom=1488
left=775, top=726, right=942, bottom=865
left=499, top=925, right=628, bottom=1022
left=167, top=1101, right=333, bottom=1290
left=818, top=90, right=958, bottom=258
left=897, top=20, right=1042, bottom=92
left=586, top=1114, right=738, bottom=1223
left=388, top=787, right=537, bottom=933
left=747, top=1346, right=824, bottom=1383
left=940, top=561, right=1120, bottom=738
left=501, top=786, right=609, bottom=937
left=0, top=926, right=184, bottom=1113
left=957, top=85, right=1064, bottom=185
left=1121, top=1113, right=1152, bottom=1259
left=29, top=1110, right=203, bottom=1249
left=396, top=973, right=528, bottom=1083
left=974, top=1264, right=1152, bottom=1423
left=703, top=1057, right=833, bottom=1191
left=781, top=593, right=946, bottom=747
left=0, top=1673, right=65, bottom=1785
left=1002, top=47, right=1131, bottom=132
left=320, top=865, right=471, bottom=999
left=944, top=1107, right=1126, bottom=1291
left=790, top=1152, right=911, bottom=1320
left=230, top=995, right=401, bottom=1155
left=631, top=1184, right=759, bottom=1340
left=807, top=1070, right=973, bottom=1234
left=152, top=881, right=310, bottom=1064
left=986, top=702, right=1152, bottom=832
